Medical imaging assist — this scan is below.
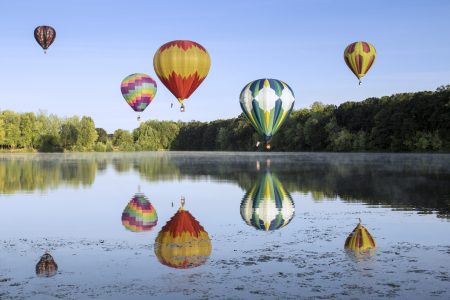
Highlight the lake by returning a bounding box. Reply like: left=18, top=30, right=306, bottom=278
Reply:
left=0, top=152, right=449, bottom=299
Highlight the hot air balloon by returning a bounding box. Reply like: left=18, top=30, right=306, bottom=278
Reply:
left=153, top=40, right=211, bottom=112
left=121, top=73, right=157, bottom=121
left=121, top=193, right=158, bottom=232
left=36, top=252, right=58, bottom=277
left=344, top=219, right=376, bottom=252
left=240, top=172, right=295, bottom=231
left=240, top=79, right=295, bottom=148
left=344, top=41, right=376, bottom=85
left=34, top=26, right=56, bottom=53
left=154, top=199, right=211, bottom=269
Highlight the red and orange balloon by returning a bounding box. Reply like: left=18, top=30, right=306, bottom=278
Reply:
left=153, top=40, right=211, bottom=111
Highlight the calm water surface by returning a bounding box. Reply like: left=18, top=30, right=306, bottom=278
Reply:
left=0, top=152, right=449, bottom=299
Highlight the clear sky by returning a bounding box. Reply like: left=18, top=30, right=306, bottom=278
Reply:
left=1, top=0, right=449, bottom=132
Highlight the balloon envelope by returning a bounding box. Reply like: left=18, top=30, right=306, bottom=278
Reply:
left=121, top=73, right=157, bottom=113
left=36, top=252, right=58, bottom=277
left=240, top=172, right=295, bottom=231
left=344, top=41, right=376, bottom=82
left=153, top=40, right=210, bottom=106
left=240, top=79, right=295, bottom=142
left=34, top=26, right=56, bottom=51
left=344, top=222, right=376, bottom=252
left=155, top=208, right=211, bottom=269
left=121, top=193, right=158, bottom=232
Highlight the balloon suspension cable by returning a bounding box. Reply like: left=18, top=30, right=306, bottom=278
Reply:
left=180, top=196, right=185, bottom=208
left=358, top=218, right=362, bottom=224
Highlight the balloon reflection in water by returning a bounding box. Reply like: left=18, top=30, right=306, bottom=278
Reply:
left=154, top=201, right=211, bottom=269
left=345, top=220, right=376, bottom=258
left=241, top=172, right=295, bottom=231
left=36, top=252, right=58, bottom=277
left=122, top=193, right=158, bottom=232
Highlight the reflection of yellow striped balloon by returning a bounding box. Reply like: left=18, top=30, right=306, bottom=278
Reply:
left=153, top=40, right=211, bottom=105
left=344, top=41, right=376, bottom=83
left=344, top=222, right=376, bottom=251
left=154, top=208, right=211, bottom=269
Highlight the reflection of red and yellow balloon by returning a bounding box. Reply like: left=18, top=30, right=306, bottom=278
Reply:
left=344, top=221, right=376, bottom=252
left=154, top=207, right=211, bottom=269
left=121, top=193, right=158, bottom=232
left=153, top=40, right=211, bottom=111
left=36, top=252, right=58, bottom=277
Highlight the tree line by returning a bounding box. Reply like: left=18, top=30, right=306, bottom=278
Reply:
left=1, top=85, right=449, bottom=152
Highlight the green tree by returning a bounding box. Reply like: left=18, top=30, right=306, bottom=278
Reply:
left=60, top=123, right=79, bottom=149
left=1, top=111, right=21, bottom=148
left=0, top=117, right=5, bottom=146
left=96, top=128, right=108, bottom=144
left=332, top=129, right=353, bottom=151
left=216, top=127, right=229, bottom=150
left=113, top=129, right=135, bottom=151
left=19, top=112, right=36, bottom=149
left=78, top=116, right=98, bottom=150
left=134, top=123, right=160, bottom=150
left=352, top=131, right=367, bottom=151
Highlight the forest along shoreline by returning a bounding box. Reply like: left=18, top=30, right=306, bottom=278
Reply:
left=0, top=85, right=449, bottom=153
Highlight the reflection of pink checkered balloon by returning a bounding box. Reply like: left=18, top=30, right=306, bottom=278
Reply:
left=122, top=193, right=158, bottom=232
left=121, top=73, right=157, bottom=114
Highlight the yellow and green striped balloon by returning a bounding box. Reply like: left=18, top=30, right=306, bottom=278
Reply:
left=239, top=79, right=295, bottom=142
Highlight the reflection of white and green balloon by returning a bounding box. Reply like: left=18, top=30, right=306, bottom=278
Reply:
left=240, top=79, right=295, bottom=143
left=240, top=172, right=295, bottom=231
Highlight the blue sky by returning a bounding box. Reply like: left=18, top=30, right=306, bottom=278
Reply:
left=1, top=0, right=449, bottom=132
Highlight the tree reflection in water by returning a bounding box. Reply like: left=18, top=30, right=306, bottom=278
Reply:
left=0, top=153, right=448, bottom=219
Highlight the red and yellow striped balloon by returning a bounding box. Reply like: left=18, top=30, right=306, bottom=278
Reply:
left=153, top=40, right=211, bottom=110
left=344, top=41, right=376, bottom=84
left=154, top=207, right=211, bottom=269
left=344, top=222, right=376, bottom=252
